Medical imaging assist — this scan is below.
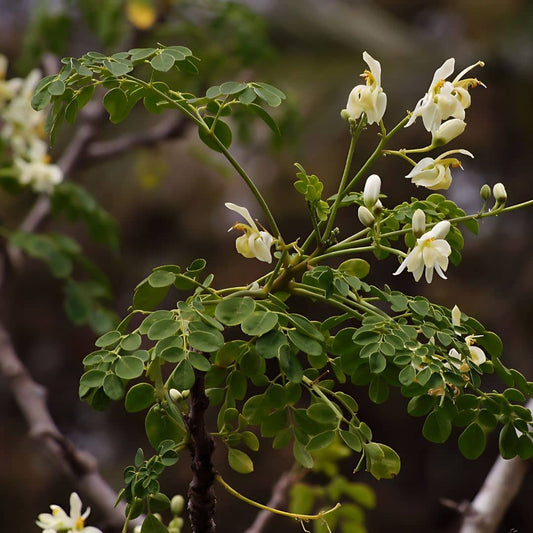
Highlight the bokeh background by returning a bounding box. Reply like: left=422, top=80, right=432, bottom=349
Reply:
left=1, top=0, right=533, bottom=531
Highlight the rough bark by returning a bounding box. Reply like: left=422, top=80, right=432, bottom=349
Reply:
left=185, top=370, right=217, bottom=533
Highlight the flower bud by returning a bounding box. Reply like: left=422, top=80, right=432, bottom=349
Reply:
left=432, top=118, right=466, bottom=146
left=171, top=495, right=185, bottom=516
left=412, top=209, right=426, bottom=238
left=493, top=182, right=507, bottom=206
left=372, top=199, right=384, bottom=216
left=451, top=305, right=461, bottom=328
left=358, top=205, right=375, bottom=227
left=340, top=108, right=351, bottom=121
left=363, top=174, right=381, bottom=208
left=480, top=184, right=491, bottom=201
left=169, top=517, right=184, bottom=533
left=181, top=389, right=190, bottom=399
left=169, top=388, right=183, bottom=402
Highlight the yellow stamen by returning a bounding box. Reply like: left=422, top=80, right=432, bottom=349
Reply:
left=75, top=516, right=85, bottom=530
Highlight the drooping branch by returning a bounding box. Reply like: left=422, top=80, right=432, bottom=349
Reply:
left=185, top=369, right=217, bottom=533
left=0, top=322, right=133, bottom=532
left=457, top=399, right=533, bottom=533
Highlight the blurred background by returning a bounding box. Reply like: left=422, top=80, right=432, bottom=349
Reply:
left=1, top=0, right=533, bottom=531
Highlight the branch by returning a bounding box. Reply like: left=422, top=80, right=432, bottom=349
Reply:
left=85, top=114, right=188, bottom=160
left=185, top=369, right=217, bottom=533
left=457, top=399, right=533, bottom=533
left=0, top=322, right=134, bottom=532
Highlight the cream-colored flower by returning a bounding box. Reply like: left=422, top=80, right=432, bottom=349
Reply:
left=344, top=51, right=387, bottom=125
left=225, top=202, right=275, bottom=263
left=406, top=58, right=484, bottom=134
left=465, top=335, right=486, bottom=365
left=36, top=492, right=102, bottom=533
left=393, top=220, right=451, bottom=283
left=406, top=149, right=473, bottom=190
left=15, top=157, right=63, bottom=194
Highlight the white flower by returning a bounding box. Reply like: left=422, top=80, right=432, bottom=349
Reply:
left=406, top=58, right=484, bottom=134
left=225, top=202, right=275, bottom=263
left=36, top=492, right=102, bottom=533
left=393, top=220, right=451, bottom=283
left=406, top=149, right=473, bottom=190
left=15, top=157, right=63, bottom=194
left=466, top=335, right=486, bottom=365
left=447, top=347, right=470, bottom=373
left=363, top=174, right=381, bottom=208
left=344, top=51, right=387, bottom=125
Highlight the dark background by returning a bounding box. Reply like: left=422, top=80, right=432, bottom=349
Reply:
left=1, top=1, right=533, bottom=531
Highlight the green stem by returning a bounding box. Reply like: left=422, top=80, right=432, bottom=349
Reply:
left=322, top=119, right=364, bottom=242
left=216, top=142, right=281, bottom=238
left=289, top=284, right=364, bottom=319
left=216, top=474, right=340, bottom=521
left=309, top=244, right=406, bottom=263
left=342, top=116, right=410, bottom=198
left=126, top=76, right=280, bottom=237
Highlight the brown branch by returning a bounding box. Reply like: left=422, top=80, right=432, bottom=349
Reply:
left=244, top=467, right=303, bottom=533
left=458, top=401, right=533, bottom=533
left=185, top=369, right=217, bottom=533
left=0, top=322, right=135, bottom=531
left=85, top=114, right=188, bottom=160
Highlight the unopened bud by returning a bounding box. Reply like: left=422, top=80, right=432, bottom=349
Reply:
left=181, top=389, right=190, bottom=399
left=169, top=517, right=184, bottom=533
left=432, top=118, right=466, bottom=146
left=363, top=174, right=381, bottom=208
left=480, top=184, right=491, bottom=201
left=372, top=199, right=384, bottom=216
left=340, top=108, right=350, bottom=121
left=134, top=527, right=142, bottom=533
left=171, top=495, right=185, bottom=515
left=493, top=182, right=507, bottom=206
left=451, top=305, right=461, bottom=328
left=169, top=388, right=183, bottom=402
left=358, top=205, right=375, bottom=227
left=412, top=209, right=426, bottom=238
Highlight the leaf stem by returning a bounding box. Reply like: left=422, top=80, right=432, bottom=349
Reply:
left=216, top=474, right=340, bottom=521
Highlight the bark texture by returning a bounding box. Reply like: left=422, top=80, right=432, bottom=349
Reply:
left=185, top=370, right=217, bottom=533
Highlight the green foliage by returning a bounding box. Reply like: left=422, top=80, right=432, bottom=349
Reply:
left=294, top=163, right=330, bottom=222
left=52, top=41, right=532, bottom=533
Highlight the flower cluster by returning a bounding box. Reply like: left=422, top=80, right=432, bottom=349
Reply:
left=0, top=55, right=62, bottom=193
left=36, top=492, right=102, bottom=533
